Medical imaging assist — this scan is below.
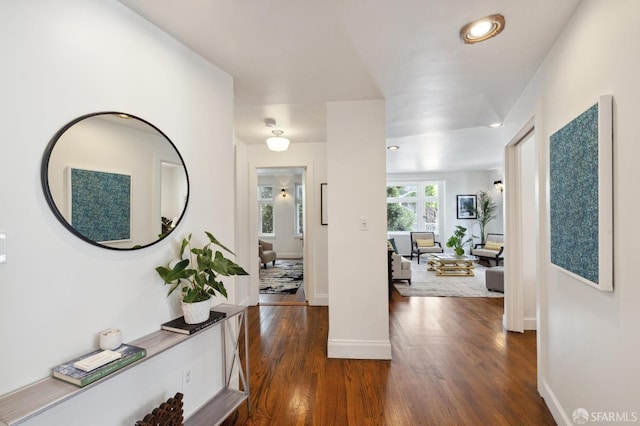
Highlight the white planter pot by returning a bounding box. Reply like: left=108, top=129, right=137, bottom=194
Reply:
left=182, top=299, right=211, bottom=324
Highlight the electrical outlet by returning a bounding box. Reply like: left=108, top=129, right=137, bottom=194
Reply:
left=183, top=369, right=192, bottom=388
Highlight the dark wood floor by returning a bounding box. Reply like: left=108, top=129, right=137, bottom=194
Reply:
left=221, top=292, right=555, bottom=425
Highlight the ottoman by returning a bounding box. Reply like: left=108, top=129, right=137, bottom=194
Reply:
left=485, top=266, right=504, bottom=292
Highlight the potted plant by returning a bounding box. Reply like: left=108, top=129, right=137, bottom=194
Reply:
left=446, top=225, right=473, bottom=256
left=155, top=231, right=248, bottom=324
left=471, top=190, right=498, bottom=244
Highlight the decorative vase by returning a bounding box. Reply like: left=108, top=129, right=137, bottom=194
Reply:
left=182, top=299, right=211, bottom=324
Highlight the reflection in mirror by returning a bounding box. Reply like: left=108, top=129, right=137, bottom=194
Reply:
left=42, top=112, right=189, bottom=250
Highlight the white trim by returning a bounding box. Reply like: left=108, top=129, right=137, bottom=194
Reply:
left=540, top=378, right=573, bottom=426
left=327, top=339, right=392, bottom=360
left=523, top=317, right=537, bottom=331
left=504, top=124, right=527, bottom=333
left=313, top=293, right=328, bottom=306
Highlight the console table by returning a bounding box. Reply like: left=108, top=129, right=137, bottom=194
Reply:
left=0, top=304, right=249, bottom=426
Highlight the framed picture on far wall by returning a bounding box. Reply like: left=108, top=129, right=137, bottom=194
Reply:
left=320, top=183, right=328, bottom=225
left=456, top=194, right=477, bottom=219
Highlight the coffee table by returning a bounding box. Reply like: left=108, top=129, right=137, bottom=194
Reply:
left=427, top=254, right=476, bottom=277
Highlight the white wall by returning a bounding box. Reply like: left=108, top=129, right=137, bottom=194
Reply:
left=504, top=0, right=640, bottom=422
left=237, top=141, right=328, bottom=306
left=327, top=100, right=391, bottom=359
left=257, top=173, right=304, bottom=258
left=0, top=1, right=237, bottom=423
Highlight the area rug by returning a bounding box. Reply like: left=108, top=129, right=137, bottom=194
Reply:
left=394, top=261, right=503, bottom=298
left=259, top=259, right=303, bottom=294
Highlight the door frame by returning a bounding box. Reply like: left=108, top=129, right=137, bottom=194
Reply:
left=249, top=162, right=316, bottom=306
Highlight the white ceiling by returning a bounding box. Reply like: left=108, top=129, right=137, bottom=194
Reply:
left=119, top=0, right=582, bottom=173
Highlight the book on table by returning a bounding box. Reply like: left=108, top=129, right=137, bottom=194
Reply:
left=161, top=310, right=227, bottom=335
left=52, top=344, right=146, bottom=387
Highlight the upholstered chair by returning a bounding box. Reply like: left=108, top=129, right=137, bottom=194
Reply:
left=258, top=240, right=277, bottom=269
left=410, top=231, right=444, bottom=264
left=471, top=233, right=504, bottom=266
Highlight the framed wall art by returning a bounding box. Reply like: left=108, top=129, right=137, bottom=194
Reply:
left=549, top=95, right=613, bottom=291
left=69, top=168, right=131, bottom=243
left=456, top=194, right=477, bottom=219
left=320, top=183, right=328, bottom=225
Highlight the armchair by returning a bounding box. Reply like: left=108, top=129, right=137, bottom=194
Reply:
left=391, top=252, right=412, bottom=285
left=410, top=232, right=444, bottom=264
left=258, top=240, right=277, bottom=269
left=471, top=233, right=504, bottom=266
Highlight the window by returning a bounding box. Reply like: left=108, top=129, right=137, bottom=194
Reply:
left=295, top=184, right=304, bottom=235
left=258, top=185, right=274, bottom=235
left=387, top=182, right=440, bottom=233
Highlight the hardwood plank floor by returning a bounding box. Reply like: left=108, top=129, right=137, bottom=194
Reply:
left=221, top=292, right=555, bottom=425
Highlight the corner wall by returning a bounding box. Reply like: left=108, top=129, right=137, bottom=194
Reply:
left=505, top=0, right=640, bottom=421
left=327, top=100, right=391, bottom=359
left=0, top=1, right=236, bottom=423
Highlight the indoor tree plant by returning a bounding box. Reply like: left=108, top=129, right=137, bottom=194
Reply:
left=155, top=231, right=248, bottom=324
left=446, top=225, right=473, bottom=256
left=471, top=190, right=498, bottom=244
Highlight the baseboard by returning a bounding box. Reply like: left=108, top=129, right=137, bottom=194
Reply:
left=327, top=338, right=392, bottom=360
left=541, top=378, right=572, bottom=425
left=277, top=254, right=303, bottom=259
left=524, top=317, right=537, bottom=330
left=310, top=293, right=328, bottom=306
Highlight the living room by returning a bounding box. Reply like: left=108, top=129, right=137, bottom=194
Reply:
left=1, top=1, right=639, bottom=425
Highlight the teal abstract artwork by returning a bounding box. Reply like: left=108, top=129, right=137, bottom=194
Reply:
left=550, top=104, right=599, bottom=284
left=71, top=168, right=131, bottom=242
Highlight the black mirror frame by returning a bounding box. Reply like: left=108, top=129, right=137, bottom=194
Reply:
left=41, top=111, right=190, bottom=250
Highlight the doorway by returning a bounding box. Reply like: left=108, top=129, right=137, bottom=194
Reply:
left=256, top=167, right=307, bottom=305
left=504, top=118, right=539, bottom=333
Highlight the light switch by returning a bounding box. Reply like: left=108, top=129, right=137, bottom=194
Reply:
left=360, top=217, right=368, bottom=231
left=0, top=231, right=6, bottom=263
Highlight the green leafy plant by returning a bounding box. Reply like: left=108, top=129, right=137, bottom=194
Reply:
left=155, top=232, right=248, bottom=303
left=470, top=190, right=498, bottom=244
left=446, top=225, right=473, bottom=256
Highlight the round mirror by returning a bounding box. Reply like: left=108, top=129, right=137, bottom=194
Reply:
left=41, top=112, right=189, bottom=250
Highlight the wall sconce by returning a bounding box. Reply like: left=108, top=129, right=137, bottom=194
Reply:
left=281, top=188, right=287, bottom=198
left=494, top=180, right=504, bottom=193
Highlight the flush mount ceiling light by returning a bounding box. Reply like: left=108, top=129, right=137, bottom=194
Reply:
left=264, top=118, right=290, bottom=152
left=387, top=145, right=400, bottom=151
left=460, top=14, right=505, bottom=44
left=487, top=122, right=503, bottom=128
left=266, top=130, right=290, bottom=152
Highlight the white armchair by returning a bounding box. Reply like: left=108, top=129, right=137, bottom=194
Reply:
left=391, top=253, right=412, bottom=285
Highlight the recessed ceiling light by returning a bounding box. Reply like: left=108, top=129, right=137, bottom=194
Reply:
left=488, top=122, right=503, bottom=128
left=387, top=145, right=400, bottom=151
left=460, top=14, right=505, bottom=44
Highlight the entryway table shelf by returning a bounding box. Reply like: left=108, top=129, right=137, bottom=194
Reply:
left=0, top=304, right=249, bottom=426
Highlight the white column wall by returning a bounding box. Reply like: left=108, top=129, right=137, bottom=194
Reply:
left=326, top=100, right=391, bottom=359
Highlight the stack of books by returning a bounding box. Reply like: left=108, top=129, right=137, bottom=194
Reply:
left=52, top=344, right=146, bottom=387
left=161, top=310, right=227, bottom=335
